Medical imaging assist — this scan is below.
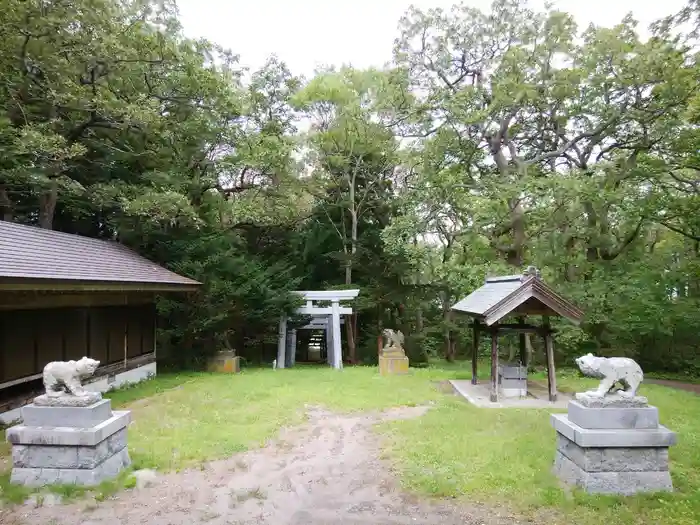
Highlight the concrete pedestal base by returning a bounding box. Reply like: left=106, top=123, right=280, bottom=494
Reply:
left=6, top=399, right=131, bottom=487
left=207, top=352, right=241, bottom=374
left=379, top=355, right=409, bottom=375
left=551, top=400, right=676, bottom=495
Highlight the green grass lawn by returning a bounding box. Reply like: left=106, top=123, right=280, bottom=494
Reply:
left=1, top=361, right=699, bottom=525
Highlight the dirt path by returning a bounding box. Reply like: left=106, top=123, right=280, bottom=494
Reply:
left=646, top=378, right=700, bottom=395
left=3, top=405, right=523, bottom=525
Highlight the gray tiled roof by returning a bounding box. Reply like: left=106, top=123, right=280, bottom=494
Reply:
left=0, top=220, right=200, bottom=288
left=451, top=275, right=523, bottom=315
left=451, top=271, right=584, bottom=325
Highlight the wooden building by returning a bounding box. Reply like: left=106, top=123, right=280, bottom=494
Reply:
left=0, top=221, right=200, bottom=422
left=452, top=267, right=583, bottom=403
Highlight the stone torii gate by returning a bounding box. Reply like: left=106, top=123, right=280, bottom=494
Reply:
left=277, top=289, right=360, bottom=370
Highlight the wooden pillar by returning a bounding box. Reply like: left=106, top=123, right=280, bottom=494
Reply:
left=471, top=321, right=480, bottom=385
left=277, top=315, right=287, bottom=369
left=326, top=318, right=333, bottom=366
left=518, top=316, right=527, bottom=367
left=331, top=301, right=342, bottom=369
left=543, top=316, right=557, bottom=402
left=490, top=328, right=499, bottom=402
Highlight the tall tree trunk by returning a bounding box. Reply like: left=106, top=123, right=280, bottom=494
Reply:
left=38, top=179, right=58, bottom=229
left=0, top=185, right=13, bottom=221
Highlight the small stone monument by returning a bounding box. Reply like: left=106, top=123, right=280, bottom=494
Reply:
left=498, top=363, right=527, bottom=398
left=207, top=350, right=241, bottom=374
left=379, top=329, right=409, bottom=375
left=551, top=353, right=676, bottom=495
left=6, top=357, right=131, bottom=487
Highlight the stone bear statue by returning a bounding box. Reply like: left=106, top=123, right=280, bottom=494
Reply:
left=43, top=356, right=100, bottom=397
left=575, top=353, right=643, bottom=398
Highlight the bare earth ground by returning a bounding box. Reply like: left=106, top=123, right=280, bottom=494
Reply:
left=2, top=405, right=525, bottom=525
left=646, top=379, right=700, bottom=395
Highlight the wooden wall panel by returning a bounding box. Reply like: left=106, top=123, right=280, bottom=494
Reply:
left=1, top=311, right=37, bottom=382
left=0, top=300, right=156, bottom=386
left=141, top=305, right=155, bottom=356
left=106, top=307, right=127, bottom=365
left=63, top=309, right=88, bottom=360
left=127, top=307, right=142, bottom=358
left=36, top=309, right=64, bottom=368
left=88, top=308, right=109, bottom=365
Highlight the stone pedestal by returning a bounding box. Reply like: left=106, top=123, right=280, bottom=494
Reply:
left=6, top=398, right=131, bottom=487
left=498, top=364, right=527, bottom=398
left=551, top=394, right=676, bottom=495
left=207, top=351, right=241, bottom=374
left=379, top=352, right=409, bottom=375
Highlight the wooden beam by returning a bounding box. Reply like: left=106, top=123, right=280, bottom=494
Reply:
left=471, top=320, right=480, bottom=385
left=475, top=322, right=552, bottom=334
left=0, top=291, right=155, bottom=311
left=543, top=316, right=557, bottom=402
left=490, top=330, right=499, bottom=402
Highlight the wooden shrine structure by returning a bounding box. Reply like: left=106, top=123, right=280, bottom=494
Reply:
left=277, top=289, right=360, bottom=370
left=451, top=267, right=583, bottom=403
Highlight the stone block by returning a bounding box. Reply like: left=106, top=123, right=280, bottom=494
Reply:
left=499, top=364, right=526, bottom=380
left=556, top=434, right=669, bottom=472
left=207, top=352, right=241, bottom=374
left=7, top=411, right=130, bottom=447
left=501, top=387, right=527, bottom=398
left=379, top=356, right=409, bottom=375
left=551, top=414, right=677, bottom=448
left=553, top=450, right=673, bottom=495
left=34, top=392, right=102, bottom=407
left=568, top=401, right=659, bottom=430
left=9, top=427, right=128, bottom=470
left=21, top=399, right=113, bottom=428
left=10, top=447, right=131, bottom=487
left=499, top=378, right=527, bottom=389
left=575, top=393, right=649, bottom=408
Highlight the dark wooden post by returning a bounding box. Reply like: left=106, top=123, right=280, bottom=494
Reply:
left=490, top=328, right=499, bottom=402
left=543, top=316, right=557, bottom=402
left=471, top=320, right=480, bottom=385
left=518, top=316, right=527, bottom=367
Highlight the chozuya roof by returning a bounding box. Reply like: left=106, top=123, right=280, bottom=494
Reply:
left=451, top=266, right=583, bottom=326
left=0, top=220, right=201, bottom=291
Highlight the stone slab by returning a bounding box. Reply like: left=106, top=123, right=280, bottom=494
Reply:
left=6, top=411, right=130, bottom=447
left=553, top=450, right=673, bottom=495
left=568, top=400, right=659, bottom=430
left=499, top=365, right=527, bottom=380
left=207, top=353, right=241, bottom=374
left=500, top=378, right=527, bottom=389
left=11, top=428, right=128, bottom=469
left=34, top=392, right=103, bottom=407
left=501, top=387, right=527, bottom=398
left=379, top=356, right=409, bottom=376
left=575, top=393, right=648, bottom=408
left=22, top=399, right=113, bottom=428
left=556, top=433, right=669, bottom=472
left=449, top=380, right=571, bottom=409
left=551, top=414, right=677, bottom=448
left=10, top=447, right=131, bottom=487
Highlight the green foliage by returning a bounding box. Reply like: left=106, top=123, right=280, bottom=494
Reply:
left=1, top=0, right=699, bottom=372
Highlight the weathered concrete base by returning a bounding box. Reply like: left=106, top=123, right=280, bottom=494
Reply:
left=34, top=391, right=102, bottom=407
left=553, top=449, right=672, bottom=495
left=450, top=380, right=571, bottom=409
left=379, top=355, right=409, bottom=375
left=207, top=352, right=241, bottom=374
left=6, top=400, right=131, bottom=487
left=551, top=401, right=676, bottom=495
left=10, top=447, right=131, bottom=487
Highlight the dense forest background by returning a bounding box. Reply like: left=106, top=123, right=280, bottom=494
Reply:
left=1, top=0, right=699, bottom=374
